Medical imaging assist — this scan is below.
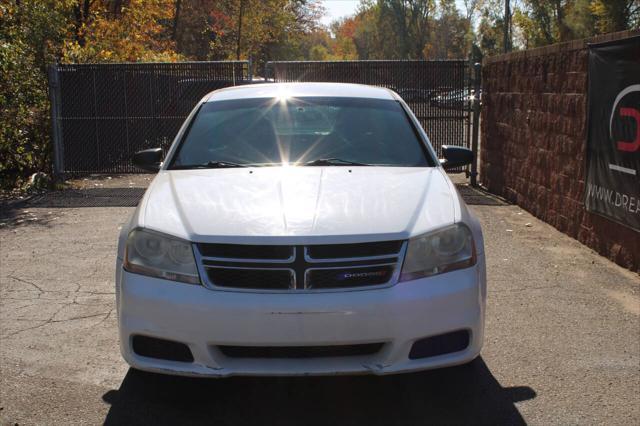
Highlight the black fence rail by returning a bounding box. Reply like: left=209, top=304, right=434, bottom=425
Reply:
left=266, top=60, right=474, bottom=158
left=48, top=61, right=250, bottom=175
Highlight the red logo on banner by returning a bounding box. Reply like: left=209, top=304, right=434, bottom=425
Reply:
left=616, top=107, right=640, bottom=152
left=610, top=84, right=640, bottom=153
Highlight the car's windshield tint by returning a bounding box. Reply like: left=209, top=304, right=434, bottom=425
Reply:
left=170, top=96, right=432, bottom=168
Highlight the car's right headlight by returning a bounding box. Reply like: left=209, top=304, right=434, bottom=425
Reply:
left=123, top=228, right=200, bottom=285
left=400, top=223, right=476, bottom=282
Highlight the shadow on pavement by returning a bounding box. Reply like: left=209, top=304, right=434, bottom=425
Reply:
left=26, top=188, right=146, bottom=208
left=454, top=184, right=508, bottom=206
left=102, top=358, right=535, bottom=425
left=0, top=187, right=144, bottom=227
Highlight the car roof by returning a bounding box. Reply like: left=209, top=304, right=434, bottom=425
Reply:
left=205, top=82, right=397, bottom=102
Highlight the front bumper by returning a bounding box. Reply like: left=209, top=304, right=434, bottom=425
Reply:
left=116, top=254, right=486, bottom=377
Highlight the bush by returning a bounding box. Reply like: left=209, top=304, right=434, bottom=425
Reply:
left=0, top=1, right=66, bottom=189
left=0, top=38, right=51, bottom=188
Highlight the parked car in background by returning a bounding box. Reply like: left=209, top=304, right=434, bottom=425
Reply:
left=116, top=82, right=486, bottom=377
left=431, top=88, right=478, bottom=110
left=396, top=87, right=440, bottom=103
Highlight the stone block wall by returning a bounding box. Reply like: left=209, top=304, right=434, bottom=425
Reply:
left=480, top=30, right=640, bottom=272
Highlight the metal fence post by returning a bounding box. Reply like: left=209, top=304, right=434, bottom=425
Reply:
left=470, top=62, right=481, bottom=187
left=265, top=62, right=274, bottom=82
left=47, top=64, right=64, bottom=181
left=466, top=56, right=473, bottom=161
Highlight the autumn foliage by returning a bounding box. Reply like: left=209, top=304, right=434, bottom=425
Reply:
left=1, top=0, right=638, bottom=188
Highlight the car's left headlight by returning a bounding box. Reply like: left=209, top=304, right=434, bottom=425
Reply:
left=123, top=228, right=200, bottom=285
left=400, top=223, right=476, bottom=281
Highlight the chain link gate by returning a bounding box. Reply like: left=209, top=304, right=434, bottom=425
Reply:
left=48, top=61, right=251, bottom=177
left=266, top=60, right=479, bottom=178
left=46, top=59, right=479, bottom=198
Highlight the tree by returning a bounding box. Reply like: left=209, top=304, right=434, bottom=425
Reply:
left=504, top=0, right=511, bottom=51
left=309, top=44, right=329, bottom=60
left=460, top=0, right=484, bottom=54
left=352, top=1, right=384, bottom=59
left=330, top=17, right=359, bottom=59
left=378, top=0, right=436, bottom=59
left=0, top=0, right=69, bottom=187
left=72, top=0, right=92, bottom=47
left=591, top=0, right=640, bottom=33
left=424, top=0, right=469, bottom=58
left=512, top=0, right=638, bottom=49
left=565, top=0, right=597, bottom=39
left=478, top=15, right=502, bottom=54
left=63, top=0, right=181, bottom=62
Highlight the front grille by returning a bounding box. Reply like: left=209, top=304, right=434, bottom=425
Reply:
left=206, top=267, right=293, bottom=290
left=218, top=343, right=385, bottom=359
left=306, top=241, right=403, bottom=259
left=198, top=243, right=293, bottom=261
left=306, top=265, right=395, bottom=289
left=196, top=241, right=406, bottom=291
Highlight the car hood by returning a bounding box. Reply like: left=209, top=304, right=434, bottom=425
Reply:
left=137, top=167, right=460, bottom=244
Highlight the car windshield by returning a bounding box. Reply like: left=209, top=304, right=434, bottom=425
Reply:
left=169, top=96, right=433, bottom=168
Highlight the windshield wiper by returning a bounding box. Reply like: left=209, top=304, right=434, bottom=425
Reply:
left=303, top=158, right=370, bottom=167
left=174, top=161, right=248, bottom=169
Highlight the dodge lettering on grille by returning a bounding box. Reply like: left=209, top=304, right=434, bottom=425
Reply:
left=340, top=270, right=389, bottom=280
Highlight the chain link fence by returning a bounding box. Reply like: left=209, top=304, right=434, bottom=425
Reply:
left=39, top=60, right=479, bottom=208
left=48, top=61, right=251, bottom=176
left=49, top=60, right=474, bottom=177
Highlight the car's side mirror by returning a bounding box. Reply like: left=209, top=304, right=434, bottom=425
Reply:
left=440, top=145, right=474, bottom=170
left=133, top=148, right=163, bottom=172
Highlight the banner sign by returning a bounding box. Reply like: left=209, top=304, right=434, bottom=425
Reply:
left=585, top=36, right=640, bottom=231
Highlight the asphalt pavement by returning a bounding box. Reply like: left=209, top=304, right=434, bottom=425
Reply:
left=1, top=176, right=638, bottom=425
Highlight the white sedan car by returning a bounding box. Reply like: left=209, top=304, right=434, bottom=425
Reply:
left=116, top=83, right=486, bottom=377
